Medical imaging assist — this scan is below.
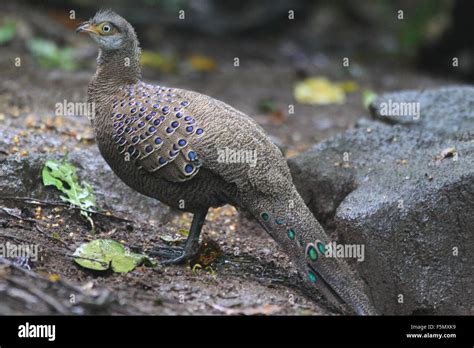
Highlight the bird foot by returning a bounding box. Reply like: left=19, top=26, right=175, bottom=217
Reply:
left=149, top=246, right=195, bottom=265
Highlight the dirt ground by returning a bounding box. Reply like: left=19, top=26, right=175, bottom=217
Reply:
left=0, top=5, right=457, bottom=315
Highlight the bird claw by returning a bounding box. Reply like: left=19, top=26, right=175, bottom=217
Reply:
left=149, top=246, right=194, bottom=265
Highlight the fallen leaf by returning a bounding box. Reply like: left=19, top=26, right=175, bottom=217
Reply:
left=337, top=80, right=359, bottom=93
left=140, top=50, right=177, bottom=73
left=73, top=239, right=156, bottom=273
left=294, top=77, right=345, bottom=105
left=188, top=54, right=217, bottom=72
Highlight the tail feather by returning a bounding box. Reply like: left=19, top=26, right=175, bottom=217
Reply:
left=243, top=187, right=378, bottom=315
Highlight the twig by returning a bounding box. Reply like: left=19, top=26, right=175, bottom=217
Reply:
left=0, top=196, right=132, bottom=223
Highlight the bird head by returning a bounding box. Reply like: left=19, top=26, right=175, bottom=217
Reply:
left=76, top=9, right=136, bottom=51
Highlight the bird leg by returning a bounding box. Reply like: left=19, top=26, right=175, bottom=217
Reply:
left=151, top=210, right=207, bottom=265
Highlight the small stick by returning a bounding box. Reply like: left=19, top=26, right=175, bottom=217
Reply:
left=0, top=196, right=132, bottom=223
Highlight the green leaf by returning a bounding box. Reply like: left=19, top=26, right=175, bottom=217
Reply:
left=0, top=22, right=16, bottom=45
left=27, top=38, right=78, bottom=71
left=73, top=239, right=157, bottom=273
left=257, top=99, right=278, bottom=113
left=362, top=89, right=377, bottom=110
left=42, top=158, right=96, bottom=229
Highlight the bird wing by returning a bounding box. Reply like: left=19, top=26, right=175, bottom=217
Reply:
left=109, top=82, right=204, bottom=182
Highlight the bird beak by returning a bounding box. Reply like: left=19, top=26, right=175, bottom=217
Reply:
left=75, top=22, right=100, bottom=35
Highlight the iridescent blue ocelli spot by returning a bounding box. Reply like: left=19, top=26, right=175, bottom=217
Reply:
left=149, top=126, right=156, bottom=132
left=162, top=106, right=170, bottom=113
left=140, top=134, right=146, bottom=140
left=317, top=242, right=326, bottom=255
left=287, top=229, right=295, bottom=240
left=158, top=157, right=166, bottom=165
left=159, top=116, right=165, bottom=121
left=275, top=218, right=284, bottom=225
left=153, top=104, right=159, bottom=109
left=166, top=127, right=173, bottom=134
left=176, top=112, right=183, bottom=118
left=138, top=122, right=145, bottom=128
left=186, top=126, right=194, bottom=132
left=184, top=116, right=192, bottom=121
left=188, top=151, right=197, bottom=160
left=150, top=111, right=157, bottom=116
left=174, top=107, right=180, bottom=112
left=125, top=126, right=131, bottom=133
left=196, top=128, right=204, bottom=135
left=171, top=121, right=179, bottom=128
left=261, top=212, right=269, bottom=221
left=145, top=115, right=153, bottom=121
left=178, top=139, right=186, bottom=146
left=155, top=137, right=162, bottom=145
left=169, top=150, right=177, bottom=157
left=131, top=108, right=137, bottom=114
left=145, top=145, right=153, bottom=153
left=131, top=136, right=139, bottom=143
left=153, top=119, right=161, bottom=126
left=307, top=245, right=318, bottom=261
left=138, top=112, right=144, bottom=117
left=115, top=113, right=122, bottom=119
left=181, top=101, right=189, bottom=107
left=173, top=144, right=178, bottom=151
left=184, top=164, right=193, bottom=173
left=308, top=271, right=317, bottom=283
left=140, top=107, right=146, bottom=112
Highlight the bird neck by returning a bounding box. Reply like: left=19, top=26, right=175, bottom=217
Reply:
left=95, top=44, right=141, bottom=85
left=88, top=43, right=142, bottom=122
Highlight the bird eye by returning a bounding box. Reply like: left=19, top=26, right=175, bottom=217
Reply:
left=102, top=24, right=111, bottom=33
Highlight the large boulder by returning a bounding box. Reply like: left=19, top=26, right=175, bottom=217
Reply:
left=288, top=86, right=474, bottom=315
left=369, top=86, right=474, bottom=137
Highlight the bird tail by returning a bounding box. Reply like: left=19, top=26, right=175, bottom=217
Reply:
left=244, top=187, right=378, bottom=315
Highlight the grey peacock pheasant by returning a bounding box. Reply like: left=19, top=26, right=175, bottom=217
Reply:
left=77, top=9, right=378, bottom=315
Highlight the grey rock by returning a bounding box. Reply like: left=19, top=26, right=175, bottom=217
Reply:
left=369, top=85, right=474, bottom=137
left=289, top=88, right=474, bottom=314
